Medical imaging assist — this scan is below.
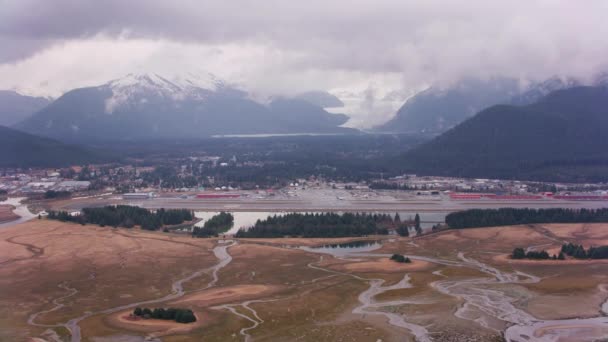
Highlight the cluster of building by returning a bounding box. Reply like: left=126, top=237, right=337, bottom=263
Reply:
left=0, top=172, right=91, bottom=195
left=379, top=175, right=608, bottom=201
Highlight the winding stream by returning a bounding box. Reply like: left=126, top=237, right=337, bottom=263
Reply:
left=215, top=297, right=288, bottom=342
left=27, top=283, right=79, bottom=327
left=428, top=253, right=608, bottom=342
left=304, top=241, right=608, bottom=342
left=28, top=240, right=236, bottom=342
left=352, top=274, right=432, bottom=342
left=302, top=242, right=434, bottom=342
left=26, top=235, right=608, bottom=342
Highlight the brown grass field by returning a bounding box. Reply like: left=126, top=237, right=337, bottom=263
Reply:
left=0, top=205, right=19, bottom=223
left=2, top=220, right=608, bottom=341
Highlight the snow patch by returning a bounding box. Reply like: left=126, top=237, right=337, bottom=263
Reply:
left=103, top=71, right=224, bottom=113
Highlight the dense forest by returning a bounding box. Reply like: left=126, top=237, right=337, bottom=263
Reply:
left=400, top=86, right=608, bottom=182
left=192, top=212, right=234, bottom=237
left=235, top=212, right=404, bottom=238
left=561, top=243, right=608, bottom=259
left=445, top=208, right=608, bottom=229
left=132, top=307, right=196, bottom=323
left=47, top=205, right=193, bottom=230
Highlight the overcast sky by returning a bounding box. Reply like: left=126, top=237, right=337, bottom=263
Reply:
left=1, top=0, right=607, bottom=126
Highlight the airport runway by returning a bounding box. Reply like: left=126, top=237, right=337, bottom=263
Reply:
left=56, top=194, right=607, bottom=213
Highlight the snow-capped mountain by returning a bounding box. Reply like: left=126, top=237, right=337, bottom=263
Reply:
left=102, top=72, right=231, bottom=114
left=14, top=72, right=353, bottom=142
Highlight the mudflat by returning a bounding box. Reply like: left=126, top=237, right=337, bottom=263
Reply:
left=3, top=220, right=608, bottom=342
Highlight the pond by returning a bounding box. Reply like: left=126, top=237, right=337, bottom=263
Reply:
left=194, top=211, right=287, bottom=235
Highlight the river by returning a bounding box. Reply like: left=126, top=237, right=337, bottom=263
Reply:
left=0, top=197, right=37, bottom=228
left=301, top=241, right=608, bottom=342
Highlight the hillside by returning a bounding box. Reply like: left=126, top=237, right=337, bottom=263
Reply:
left=0, top=90, right=50, bottom=126
left=401, top=86, right=608, bottom=182
left=0, top=126, right=102, bottom=167
left=376, top=77, right=581, bottom=134
left=375, top=78, right=520, bottom=133
left=15, top=73, right=353, bottom=142
left=294, top=91, right=344, bottom=108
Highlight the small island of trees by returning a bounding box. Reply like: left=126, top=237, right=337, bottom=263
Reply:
left=192, top=212, right=234, bottom=237
left=47, top=205, right=193, bottom=230
left=132, top=307, right=196, bottom=323
left=390, top=253, right=412, bottom=263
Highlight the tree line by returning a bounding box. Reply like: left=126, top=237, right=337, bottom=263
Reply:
left=192, top=212, right=234, bottom=237
left=370, top=182, right=415, bottom=190
left=44, top=190, right=71, bottom=199
left=235, top=212, right=405, bottom=238
left=511, top=247, right=565, bottom=260
left=132, top=307, right=196, bottom=323
left=446, top=208, right=608, bottom=229
left=47, top=205, right=193, bottom=230
left=562, top=243, right=608, bottom=259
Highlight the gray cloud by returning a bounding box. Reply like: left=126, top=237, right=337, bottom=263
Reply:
left=2, top=0, right=608, bottom=126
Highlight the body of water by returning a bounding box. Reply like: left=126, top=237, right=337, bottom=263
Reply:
left=0, top=197, right=36, bottom=228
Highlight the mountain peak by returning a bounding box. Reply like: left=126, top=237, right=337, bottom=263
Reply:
left=107, top=71, right=224, bottom=92
left=103, top=71, right=226, bottom=114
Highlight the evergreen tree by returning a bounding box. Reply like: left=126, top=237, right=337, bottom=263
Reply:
left=396, top=224, right=409, bottom=237
left=574, top=245, right=587, bottom=259
left=512, top=248, right=526, bottom=259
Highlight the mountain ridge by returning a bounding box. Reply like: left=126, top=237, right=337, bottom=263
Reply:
left=0, top=125, right=104, bottom=168
left=376, top=75, right=602, bottom=134
left=400, top=85, right=608, bottom=182
left=15, top=73, right=354, bottom=142
left=0, top=90, right=51, bottom=126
